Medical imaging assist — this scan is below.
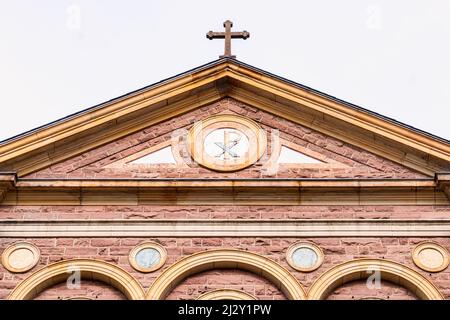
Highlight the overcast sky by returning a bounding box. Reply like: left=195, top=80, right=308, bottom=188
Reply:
left=1, top=0, right=449, bottom=142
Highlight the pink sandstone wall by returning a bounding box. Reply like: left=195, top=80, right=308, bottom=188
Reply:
left=326, top=280, right=417, bottom=300
left=1, top=235, right=449, bottom=299
left=165, top=269, right=285, bottom=300
left=1, top=98, right=448, bottom=300
left=1, top=205, right=449, bottom=220
left=34, top=280, right=126, bottom=300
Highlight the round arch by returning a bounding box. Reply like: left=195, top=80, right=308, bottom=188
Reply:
left=307, top=258, right=444, bottom=300
left=8, top=259, right=145, bottom=300
left=146, top=249, right=306, bottom=300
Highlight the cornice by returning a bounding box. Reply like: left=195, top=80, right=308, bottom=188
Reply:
left=1, top=178, right=448, bottom=206
left=436, top=173, right=450, bottom=200
left=12, top=178, right=438, bottom=188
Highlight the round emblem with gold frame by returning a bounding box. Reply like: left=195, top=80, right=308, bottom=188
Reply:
left=412, top=241, right=449, bottom=273
left=286, top=241, right=324, bottom=272
left=187, top=114, right=267, bottom=172
left=1, top=242, right=40, bottom=273
left=129, top=241, right=167, bottom=273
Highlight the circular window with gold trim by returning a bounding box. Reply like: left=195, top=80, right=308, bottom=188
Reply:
left=1, top=242, right=40, bottom=273
left=129, top=241, right=167, bottom=273
left=286, top=242, right=324, bottom=272
left=187, top=114, right=267, bottom=172
left=412, top=242, right=449, bottom=273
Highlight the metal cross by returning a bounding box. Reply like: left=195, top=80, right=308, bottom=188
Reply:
left=206, top=20, right=250, bottom=59
left=214, top=130, right=242, bottom=159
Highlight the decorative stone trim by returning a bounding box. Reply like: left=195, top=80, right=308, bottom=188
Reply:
left=197, top=289, right=257, bottom=300
left=307, top=258, right=444, bottom=300
left=4, top=180, right=448, bottom=206
left=6, top=255, right=445, bottom=300
left=286, top=242, right=324, bottom=272
left=412, top=241, right=450, bottom=273
left=146, top=249, right=306, bottom=300
left=128, top=241, right=167, bottom=273
left=2, top=219, right=450, bottom=237
left=1, top=242, right=40, bottom=273
left=8, top=259, right=145, bottom=300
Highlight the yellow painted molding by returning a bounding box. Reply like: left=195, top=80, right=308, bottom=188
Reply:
left=307, top=258, right=444, bottom=300
left=8, top=258, right=145, bottom=300
left=197, top=289, right=257, bottom=300
left=146, top=249, right=306, bottom=300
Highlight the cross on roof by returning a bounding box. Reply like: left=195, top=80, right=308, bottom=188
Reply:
left=206, top=20, right=250, bottom=59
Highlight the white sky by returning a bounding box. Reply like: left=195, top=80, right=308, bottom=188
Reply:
left=1, top=0, right=449, bottom=142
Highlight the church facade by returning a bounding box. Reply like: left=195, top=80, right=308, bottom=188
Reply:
left=0, top=58, right=450, bottom=300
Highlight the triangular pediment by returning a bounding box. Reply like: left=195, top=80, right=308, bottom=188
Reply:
left=20, top=98, right=434, bottom=181
left=0, top=58, right=448, bottom=180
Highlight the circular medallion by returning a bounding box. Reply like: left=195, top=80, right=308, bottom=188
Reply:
left=412, top=242, right=449, bottom=273
left=128, top=241, right=167, bottom=273
left=187, top=114, right=267, bottom=172
left=286, top=242, right=324, bottom=272
left=1, top=242, right=40, bottom=273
